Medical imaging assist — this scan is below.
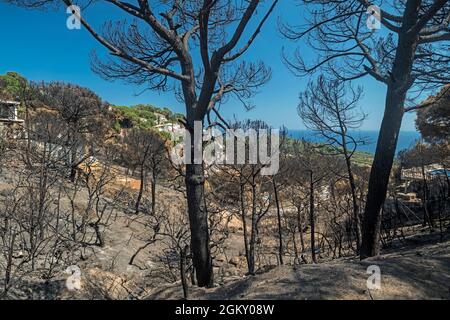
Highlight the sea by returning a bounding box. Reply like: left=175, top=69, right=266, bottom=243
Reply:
left=287, top=130, right=421, bottom=155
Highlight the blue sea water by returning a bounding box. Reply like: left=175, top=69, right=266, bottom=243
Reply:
left=288, top=130, right=421, bottom=155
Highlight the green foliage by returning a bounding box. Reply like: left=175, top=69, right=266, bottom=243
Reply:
left=158, top=130, right=172, bottom=141
left=0, top=71, right=183, bottom=137
left=351, top=151, right=373, bottom=166
left=113, top=120, right=122, bottom=133
left=0, top=72, right=28, bottom=99
left=111, top=105, right=157, bottom=130
left=110, top=104, right=182, bottom=130
left=416, top=85, right=450, bottom=144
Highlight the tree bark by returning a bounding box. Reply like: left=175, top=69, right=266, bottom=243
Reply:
left=185, top=162, right=213, bottom=287
left=182, top=57, right=214, bottom=287
left=360, top=0, right=421, bottom=259
left=180, top=245, right=189, bottom=299
left=135, top=164, right=145, bottom=214
left=297, top=206, right=305, bottom=252
left=23, top=96, right=32, bottom=169
left=360, top=87, right=406, bottom=258
left=339, top=128, right=362, bottom=253
left=345, top=154, right=362, bottom=252
left=151, top=170, right=156, bottom=215
left=239, top=182, right=251, bottom=273
left=272, top=178, right=284, bottom=265
left=421, top=161, right=434, bottom=229
left=309, top=171, right=317, bottom=263
left=69, top=148, right=78, bottom=183
left=248, top=181, right=258, bottom=275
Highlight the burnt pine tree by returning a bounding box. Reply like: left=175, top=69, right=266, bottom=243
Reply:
left=8, top=0, right=279, bottom=286
left=122, top=128, right=167, bottom=215
left=225, top=120, right=274, bottom=275
left=282, top=0, right=450, bottom=258
left=291, top=140, right=331, bottom=264
left=298, top=76, right=366, bottom=253
left=38, top=82, right=105, bottom=182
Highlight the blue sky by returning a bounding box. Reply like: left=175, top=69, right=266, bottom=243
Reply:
left=0, top=1, right=418, bottom=131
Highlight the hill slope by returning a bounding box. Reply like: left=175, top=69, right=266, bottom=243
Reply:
left=149, top=230, right=450, bottom=300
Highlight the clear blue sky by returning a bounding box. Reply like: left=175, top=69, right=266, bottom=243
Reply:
left=0, top=1, right=418, bottom=131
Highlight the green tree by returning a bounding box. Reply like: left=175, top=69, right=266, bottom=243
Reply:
left=0, top=72, right=27, bottom=99
left=416, top=85, right=450, bottom=144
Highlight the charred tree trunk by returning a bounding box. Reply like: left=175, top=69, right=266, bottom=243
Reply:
left=90, top=220, right=104, bottom=247
left=24, top=98, right=32, bottom=170
left=360, top=1, right=420, bottom=259
left=421, top=161, right=434, bottom=229
left=297, top=206, right=305, bottom=252
left=239, top=182, right=250, bottom=272
left=442, top=163, right=450, bottom=198
left=309, top=171, right=317, bottom=263
left=135, top=164, right=145, bottom=214
left=345, top=155, right=362, bottom=253
left=151, top=170, right=157, bottom=215
left=360, top=87, right=406, bottom=258
left=336, top=106, right=363, bottom=253
left=248, top=181, right=258, bottom=275
left=182, top=63, right=214, bottom=287
left=185, top=166, right=213, bottom=287
left=190, top=267, right=196, bottom=286
left=180, top=245, right=189, bottom=299
left=272, top=178, right=284, bottom=265
left=185, top=162, right=213, bottom=287
left=69, top=132, right=78, bottom=183
left=69, top=149, right=78, bottom=183
left=3, top=232, right=16, bottom=295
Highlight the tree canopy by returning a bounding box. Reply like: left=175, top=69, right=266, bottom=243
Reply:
left=0, top=72, right=28, bottom=99
left=416, top=85, right=450, bottom=144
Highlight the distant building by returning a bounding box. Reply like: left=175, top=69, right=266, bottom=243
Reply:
left=401, top=163, right=445, bottom=181
left=154, top=122, right=183, bottom=134
left=154, top=112, right=168, bottom=125
left=0, top=100, right=24, bottom=136
left=0, top=100, right=23, bottom=123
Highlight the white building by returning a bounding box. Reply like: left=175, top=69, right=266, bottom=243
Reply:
left=154, top=122, right=183, bottom=134
left=0, top=100, right=23, bottom=123
left=401, top=163, right=444, bottom=181
left=154, top=112, right=168, bottom=125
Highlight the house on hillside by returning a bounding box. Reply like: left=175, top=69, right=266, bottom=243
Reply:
left=0, top=100, right=24, bottom=134
left=401, top=163, right=445, bottom=181
left=398, top=163, right=449, bottom=203
left=154, top=112, right=168, bottom=125
left=154, top=122, right=183, bottom=135
left=0, top=100, right=22, bottom=122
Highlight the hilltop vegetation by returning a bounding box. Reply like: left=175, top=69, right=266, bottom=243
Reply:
left=0, top=72, right=27, bottom=99
left=111, top=104, right=183, bottom=131
left=0, top=72, right=182, bottom=133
